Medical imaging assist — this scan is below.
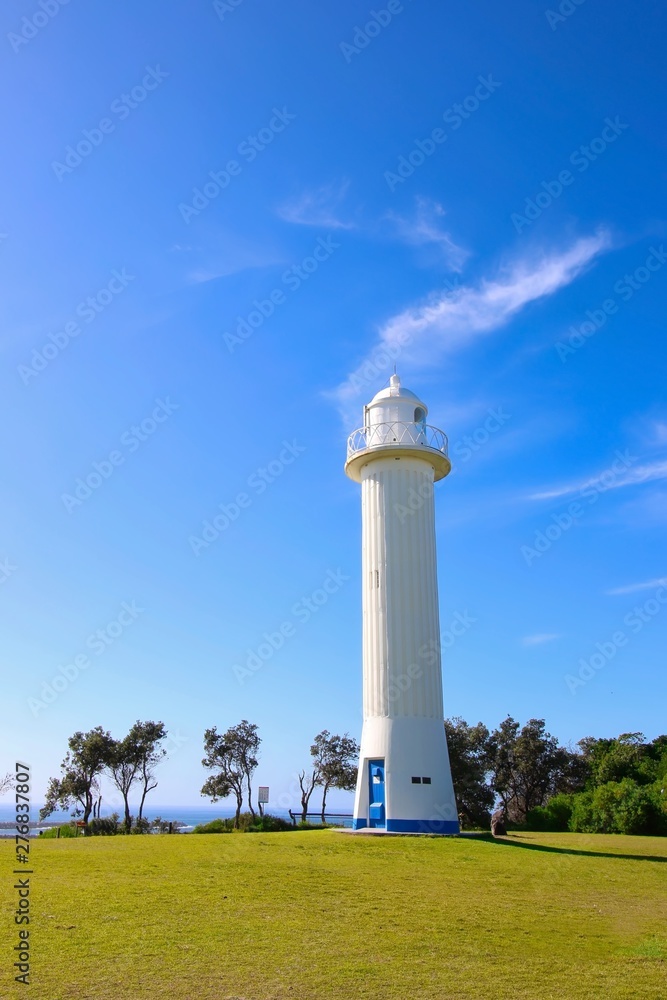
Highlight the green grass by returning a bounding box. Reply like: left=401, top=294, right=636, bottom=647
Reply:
left=2, top=830, right=666, bottom=999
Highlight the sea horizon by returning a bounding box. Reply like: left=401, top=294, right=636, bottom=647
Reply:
left=0, top=801, right=355, bottom=834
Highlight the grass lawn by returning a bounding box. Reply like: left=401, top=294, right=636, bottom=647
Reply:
left=2, top=830, right=666, bottom=999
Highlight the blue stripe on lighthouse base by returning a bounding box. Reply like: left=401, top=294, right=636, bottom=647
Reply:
left=386, top=818, right=459, bottom=835
left=351, top=818, right=459, bottom=834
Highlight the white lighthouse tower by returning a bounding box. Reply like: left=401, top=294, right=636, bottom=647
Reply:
left=345, top=375, right=459, bottom=834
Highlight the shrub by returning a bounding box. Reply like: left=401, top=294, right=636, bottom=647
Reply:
left=568, top=780, right=667, bottom=835
left=192, top=813, right=318, bottom=834
left=526, top=793, right=573, bottom=832
left=192, top=818, right=236, bottom=834
left=246, top=814, right=293, bottom=833
left=88, top=816, right=119, bottom=836
left=131, top=817, right=151, bottom=835
left=39, top=823, right=78, bottom=839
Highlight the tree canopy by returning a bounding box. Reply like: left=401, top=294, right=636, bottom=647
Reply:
left=201, top=720, right=261, bottom=827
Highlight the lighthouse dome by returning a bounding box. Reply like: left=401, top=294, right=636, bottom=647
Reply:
left=345, top=373, right=450, bottom=483
left=366, top=374, right=428, bottom=426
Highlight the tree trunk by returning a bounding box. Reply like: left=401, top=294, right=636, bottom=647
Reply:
left=83, top=792, right=93, bottom=834
left=301, top=784, right=314, bottom=822
left=138, top=784, right=148, bottom=821
left=234, top=792, right=242, bottom=829
left=123, top=794, right=132, bottom=834
left=246, top=775, right=255, bottom=818
left=321, top=781, right=330, bottom=823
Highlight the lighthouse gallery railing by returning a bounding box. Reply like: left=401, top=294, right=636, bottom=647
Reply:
left=347, top=422, right=449, bottom=461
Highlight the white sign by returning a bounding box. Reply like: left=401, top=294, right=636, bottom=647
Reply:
left=258, top=786, right=269, bottom=804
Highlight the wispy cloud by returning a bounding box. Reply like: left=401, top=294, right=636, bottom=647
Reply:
left=181, top=246, right=284, bottom=285
left=522, top=633, right=561, bottom=646
left=380, top=231, right=610, bottom=355
left=530, top=458, right=667, bottom=501
left=277, top=181, right=354, bottom=230
left=386, top=199, right=469, bottom=272
left=331, top=230, right=611, bottom=414
left=606, top=577, right=667, bottom=595
left=650, top=420, right=667, bottom=446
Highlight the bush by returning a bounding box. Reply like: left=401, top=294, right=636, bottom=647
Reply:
left=88, top=816, right=119, bottom=836
left=192, top=813, right=317, bottom=834
left=131, top=817, right=151, bottom=835
left=246, top=814, right=294, bottom=833
left=192, top=818, right=236, bottom=834
left=568, top=780, right=667, bottom=835
left=526, top=794, right=573, bottom=832
left=39, top=823, right=78, bottom=839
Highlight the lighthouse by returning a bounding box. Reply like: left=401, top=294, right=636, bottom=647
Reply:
left=345, top=375, right=459, bottom=834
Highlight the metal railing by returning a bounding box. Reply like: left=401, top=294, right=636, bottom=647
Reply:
left=346, top=422, right=448, bottom=461
left=288, top=810, right=353, bottom=827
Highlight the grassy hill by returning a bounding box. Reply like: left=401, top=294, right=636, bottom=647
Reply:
left=2, top=830, right=666, bottom=999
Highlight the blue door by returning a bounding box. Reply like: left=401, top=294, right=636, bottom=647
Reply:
left=368, top=759, right=385, bottom=828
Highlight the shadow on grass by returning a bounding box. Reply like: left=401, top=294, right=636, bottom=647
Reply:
left=473, top=833, right=667, bottom=864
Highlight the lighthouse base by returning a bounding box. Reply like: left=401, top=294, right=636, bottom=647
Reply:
left=351, top=817, right=459, bottom=834
left=352, top=717, right=460, bottom=836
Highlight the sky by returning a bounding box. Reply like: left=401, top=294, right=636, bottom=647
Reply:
left=1, top=0, right=666, bottom=813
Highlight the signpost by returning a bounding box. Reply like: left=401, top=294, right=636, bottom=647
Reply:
left=258, top=786, right=269, bottom=816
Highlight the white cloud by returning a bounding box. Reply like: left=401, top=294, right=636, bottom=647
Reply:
left=651, top=421, right=667, bottom=446
left=386, top=199, right=469, bottom=272
left=277, top=181, right=354, bottom=230
left=380, top=230, right=610, bottom=356
left=331, top=230, right=611, bottom=415
left=521, top=633, right=561, bottom=646
left=530, top=458, right=667, bottom=502
left=606, top=577, right=667, bottom=595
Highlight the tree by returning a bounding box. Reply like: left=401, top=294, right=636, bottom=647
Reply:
left=311, top=731, right=359, bottom=821
left=127, top=720, right=168, bottom=821
left=201, top=721, right=260, bottom=828
left=297, top=769, right=320, bottom=822
left=40, top=728, right=114, bottom=832
left=487, top=717, right=570, bottom=824
left=444, top=717, right=494, bottom=828
left=578, top=733, right=658, bottom=788
left=106, top=736, right=141, bottom=834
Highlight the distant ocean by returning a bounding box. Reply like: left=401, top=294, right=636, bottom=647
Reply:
left=0, top=803, right=354, bottom=835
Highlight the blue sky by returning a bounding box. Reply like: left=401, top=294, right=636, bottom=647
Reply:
left=1, top=0, right=666, bottom=811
